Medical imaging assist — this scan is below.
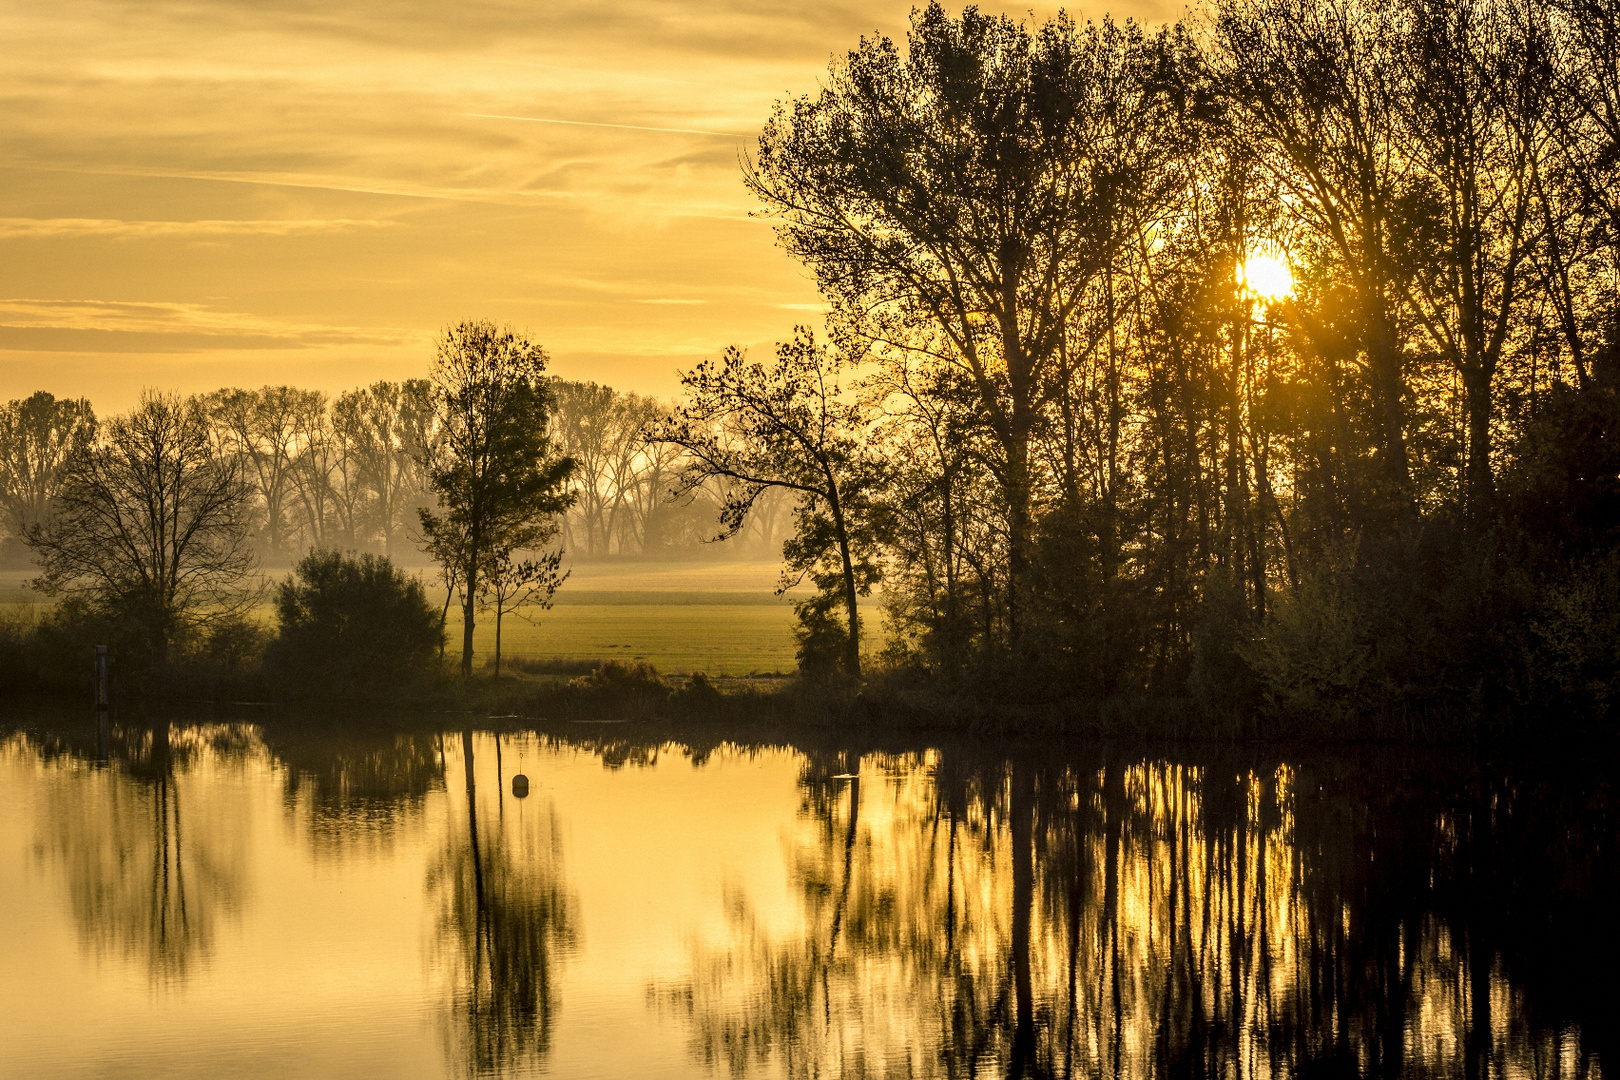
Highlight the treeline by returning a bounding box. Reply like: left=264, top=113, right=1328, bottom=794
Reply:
left=0, top=381, right=782, bottom=571
left=655, top=0, right=1620, bottom=730
left=0, top=319, right=795, bottom=697
left=550, top=381, right=785, bottom=558
left=1, top=325, right=574, bottom=690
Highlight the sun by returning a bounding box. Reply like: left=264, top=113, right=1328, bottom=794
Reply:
left=1237, top=251, right=1294, bottom=302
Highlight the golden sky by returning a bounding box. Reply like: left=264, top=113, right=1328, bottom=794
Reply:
left=0, top=0, right=1174, bottom=411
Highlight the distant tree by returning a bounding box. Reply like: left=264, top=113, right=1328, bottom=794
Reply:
left=550, top=381, right=618, bottom=554
left=417, top=321, right=575, bottom=677
left=285, top=389, right=347, bottom=549
left=619, top=401, right=689, bottom=554
left=480, top=544, right=567, bottom=678
left=335, top=380, right=435, bottom=557
left=207, top=386, right=311, bottom=559
left=26, top=391, right=255, bottom=668
left=266, top=550, right=443, bottom=698
left=0, top=391, right=96, bottom=539
left=650, top=328, right=877, bottom=678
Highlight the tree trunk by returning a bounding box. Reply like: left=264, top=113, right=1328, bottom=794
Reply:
left=494, top=605, right=504, bottom=679
left=439, top=579, right=455, bottom=662
left=1369, top=307, right=1416, bottom=517
left=1462, top=364, right=1495, bottom=524
left=461, top=559, right=478, bottom=678
left=826, top=477, right=861, bottom=680
left=1005, top=426, right=1033, bottom=648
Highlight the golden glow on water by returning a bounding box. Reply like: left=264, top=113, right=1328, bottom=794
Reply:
left=0, top=725, right=1606, bottom=1079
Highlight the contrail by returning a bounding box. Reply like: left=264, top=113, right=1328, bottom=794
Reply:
left=467, top=112, right=746, bottom=138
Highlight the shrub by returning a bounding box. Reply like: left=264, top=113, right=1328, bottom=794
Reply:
left=266, top=551, right=443, bottom=699
left=792, top=590, right=851, bottom=680
left=564, top=660, right=671, bottom=718
left=566, top=660, right=667, bottom=695
left=670, top=671, right=724, bottom=708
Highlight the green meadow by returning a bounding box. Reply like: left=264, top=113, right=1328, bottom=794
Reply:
left=0, top=560, right=804, bottom=677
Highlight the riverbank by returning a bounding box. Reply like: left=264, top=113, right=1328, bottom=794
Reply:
left=5, top=654, right=1610, bottom=750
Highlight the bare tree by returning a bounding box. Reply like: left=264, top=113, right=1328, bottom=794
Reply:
left=1216, top=0, right=1423, bottom=515
left=550, top=381, right=618, bottom=555
left=207, top=386, right=307, bottom=559
left=286, top=390, right=343, bottom=550
left=26, top=391, right=255, bottom=667
left=1394, top=0, right=1553, bottom=517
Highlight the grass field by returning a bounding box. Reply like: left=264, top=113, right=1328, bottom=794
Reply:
left=1, top=560, right=805, bottom=676
left=439, top=560, right=802, bottom=675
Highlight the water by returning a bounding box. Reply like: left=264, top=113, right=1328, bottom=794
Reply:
left=0, top=716, right=1612, bottom=1079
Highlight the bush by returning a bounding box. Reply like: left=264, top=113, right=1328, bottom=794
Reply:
left=670, top=671, right=724, bottom=708
left=266, top=551, right=443, bottom=699
left=566, top=660, right=668, bottom=695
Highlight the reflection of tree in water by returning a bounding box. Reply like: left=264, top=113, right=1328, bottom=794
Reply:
left=430, top=730, right=577, bottom=1078
left=655, top=748, right=1614, bottom=1080
left=652, top=750, right=1016, bottom=1077
left=29, top=722, right=254, bottom=985
left=265, top=728, right=445, bottom=855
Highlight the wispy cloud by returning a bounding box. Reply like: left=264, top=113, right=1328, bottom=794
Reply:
left=637, top=298, right=707, bottom=305
left=468, top=113, right=746, bottom=139
left=0, top=217, right=395, bottom=239
left=0, top=297, right=416, bottom=353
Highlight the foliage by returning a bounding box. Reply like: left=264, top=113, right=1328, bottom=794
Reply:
left=727, top=0, right=1620, bottom=729
left=480, top=543, right=567, bottom=678
left=653, top=328, right=879, bottom=678
left=564, top=660, right=672, bottom=718
left=15, top=0, right=1620, bottom=729
left=749, top=3, right=1200, bottom=637
left=266, top=550, right=442, bottom=699
left=417, top=321, right=575, bottom=677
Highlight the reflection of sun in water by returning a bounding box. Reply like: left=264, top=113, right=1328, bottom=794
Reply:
left=1238, top=251, right=1294, bottom=301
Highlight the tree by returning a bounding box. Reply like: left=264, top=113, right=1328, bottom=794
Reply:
left=549, top=381, right=618, bottom=554
left=266, top=550, right=443, bottom=698
left=1215, top=0, right=1424, bottom=517
left=0, top=391, right=96, bottom=544
left=417, top=321, right=575, bottom=678
left=747, top=3, right=1193, bottom=640
left=207, top=386, right=310, bottom=559
left=335, top=379, right=435, bottom=557
left=25, top=390, right=255, bottom=668
left=651, top=328, right=876, bottom=678
left=480, top=545, right=567, bottom=678
left=1394, top=0, right=1552, bottom=519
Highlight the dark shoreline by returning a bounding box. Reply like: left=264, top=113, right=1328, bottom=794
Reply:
left=5, top=669, right=1614, bottom=757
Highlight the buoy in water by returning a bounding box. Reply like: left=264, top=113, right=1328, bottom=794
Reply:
left=512, top=774, right=529, bottom=798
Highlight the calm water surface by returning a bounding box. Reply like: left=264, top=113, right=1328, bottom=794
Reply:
left=0, top=717, right=1612, bottom=1079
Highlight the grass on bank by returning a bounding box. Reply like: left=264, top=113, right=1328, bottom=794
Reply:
left=0, top=561, right=805, bottom=677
